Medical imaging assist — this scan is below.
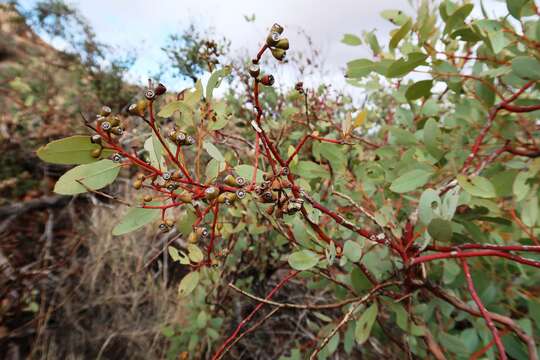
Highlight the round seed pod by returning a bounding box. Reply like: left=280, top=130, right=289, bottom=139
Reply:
left=266, top=31, right=281, bottom=47
left=217, top=192, right=229, bottom=204
left=167, top=183, right=179, bottom=192
left=223, top=174, right=237, bottom=187
left=143, top=195, right=152, bottom=202
left=99, top=106, right=112, bottom=117
left=111, top=126, right=124, bottom=136
left=248, top=63, right=260, bottom=78
left=235, top=176, right=246, bottom=187
left=186, top=136, right=195, bottom=145
left=165, top=219, right=175, bottom=228
left=162, top=171, right=171, bottom=180
left=204, top=186, right=219, bottom=200
left=236, top=189, right=246, bottom=200
left=110, top=116, right=120, bottom=127
left=133, top=179, right=142, bottom=190
left=90, top=134, right=102, bottom=144
left=100, top=121, right=112, bottom=131
left=145, top=89, right=156, bottom=101
left=154, top=83, right=167, bottom=96
left=128, top=103, right=138, bottom=116
left=275, top=38, right=289, bottom=50
left=260, top=74, right=275, bottom=86
left=176, top=132, right=187, bottom=144
left=90, top=148, right=102, bottom=158
left=187, top=231, right=198, bottom=243
left=280, top=167, right=290, bottom=176
left=196, top=227, right=209, bottom=238
left=158, top=222, right=169, bottom=233
left=136, top=173, right=145, bottom=180
left=112, top=153, right=122, bottom=162
left=271, top=23, right=284, bottom=34
left=271, top=48, right=286, bottom=61
left=167, top=130, right=177, bottom=141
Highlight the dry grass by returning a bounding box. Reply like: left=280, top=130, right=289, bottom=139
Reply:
left=29, top=198, right=186, bottom=360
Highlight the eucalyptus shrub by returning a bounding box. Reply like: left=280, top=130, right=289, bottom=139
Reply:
left=38, top=1, right=540, bottom=359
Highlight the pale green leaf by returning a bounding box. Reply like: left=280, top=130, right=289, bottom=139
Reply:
left=54, top=159, right=121, bottom=195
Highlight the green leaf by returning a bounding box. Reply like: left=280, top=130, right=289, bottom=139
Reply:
left=177, top=209, right=197, bottom=236
left=419, top=189, right=441, bottom=225
left=388, top=126, right=417, bottom=146
left=506, top=0, right=532, bottom=19
left=342, top=34, right=362, bottom=46
left=112, top=204, right=161, bottom=235
left=288, top=250, right=319, bottom=271
left=389, top=18, right=412, bottom=50
left=37, top=135, right=114, bottom=164
left=178, top=271, right=200, bottom=297
left=443, top=3, right=474, bottom=34
left=234, top=164, right=264, bottom=183
left=346, top=59, right=375, bottom=78
left=203, top=141, right=225, bottom=162
left=423, top=118, right=443, bottom=158
left=513, top=171, right=532, bottom=201
left=457, top=175, right=497, bottom=198
left=521, top=195, right=538, bottom=227
left=380, top=9, right=409, bottom=25
left=293, top=161, right=329, bottom=180
left=187, top=244, right=204, bottom=263
left=343, top=240, right=362, bottom=262
left=428, top=218, right=453, bottom=242
left=406, top=80, right=433, bottom=101
left=387, top=52, right=428, bottom=78
left=157, top=100, right=193, bottom=118
left=168, top=246, right=190, bottom=264
left=144, top=134, right=165, bottom=170
left=390, top=169, right=433, bottom=193
left=206, top=66, right=231, bottom=100
left=54, top=159, right=121, bottom=195
left=355, top=302, right=378, bottom=344
left=512, top=56, right=540, bottom=81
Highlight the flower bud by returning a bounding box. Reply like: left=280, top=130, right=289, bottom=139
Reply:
left=177, top=192, right=193, bottom=203
left=260, top=74, right=275, bottom=86
left=110, top=116, right=120, bottom=127
left=224, top=174, right=237, bottom=187
left=143, top=195, right=152, bottom=202
left=111, top=126, right=124, bottom=136
left=133, top=179, right=142, bottom=190
left=271, top=23, right=284, bottom=35
left=187, top=231, right=198, bottom=243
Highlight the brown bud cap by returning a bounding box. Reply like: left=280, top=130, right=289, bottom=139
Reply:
left=154, top=83, right=167, bottom=96
left=260, top=74, right=275, bottom=86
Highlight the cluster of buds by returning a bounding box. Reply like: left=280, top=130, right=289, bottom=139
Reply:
left=266, top=23, right=289, bottom=61
left=254, top=170, right=303, bottom=217
left=96, top=106, right=125, bottom=136
left=127, top=82, right=166, bottom=116
left=168, top=128, right=195, bottom=146
left=202, top=174, right=247, bottom=206
left=247, top=23, right=288, bottom=87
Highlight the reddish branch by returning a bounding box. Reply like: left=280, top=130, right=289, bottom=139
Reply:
left=461, top=258, right=507, bottom=360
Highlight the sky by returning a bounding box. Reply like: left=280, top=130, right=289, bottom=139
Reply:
left=17, top=0, right=510, bottom=93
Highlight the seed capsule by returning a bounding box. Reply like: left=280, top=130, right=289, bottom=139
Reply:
left=111, top=126, right=124, bottom=136
left=100, top=121, right=112, bottom=131
left=167, top=183, right=179, bottom=191
left=248, top=63, right=260, bottom=78
left=204, top=186, right=219, bottom=200
left=143, top=195, right=152, bottom=202
left=187, top=231, right=198, bottom=243
left=145, top=89, right=156, bottom=100
left=266, top=31, right=281, bottom=47
left=186, top=136, right=195, bottom=145
left=260, top=74, right=275, bottom=86
left=280, top=167, right=290, bottom=176
left=90, top=134, right=102, bottom=144
left=99, top=106, right=112, bottom=117
left=235, top=176, right=246, bottom=187
left=162, top=172, right=171, bottom=180
left=136, top=173, right=145, bottom=180
left=275, top=38, right=289, bottom=50
left=110, top=116, right=120, bottom=127
left=133, top=179, right=142, bottom=190
left=271, top=23, right=284, bottom=34
left=112, top=153, right=122, bottom=162
left=236, top=189, right=246, bottom=199
left=217, top=192, right=229, bottom=204
left=271, top=48, right=286, bottom=61
left=90, top=148, right=102, bottom=158
left=154, top=83, right=167, bottom=96
left=158, top=222, right=169, bottom=232
left=176, top=132, right=187, bottom=144
left=224, top=174, right=237, bottom=187
left=196, top=227, right=209, bottom=238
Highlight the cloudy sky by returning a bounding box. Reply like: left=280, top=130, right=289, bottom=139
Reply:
left=18, top=0, right=509, bottom=92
